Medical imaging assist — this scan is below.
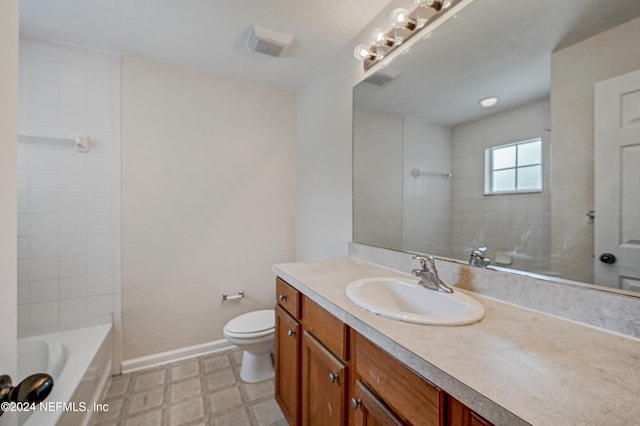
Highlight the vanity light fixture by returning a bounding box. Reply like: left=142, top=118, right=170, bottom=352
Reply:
left=479, top=96, right=499, bottom=108
left=353, top=0, right=457, bottom=69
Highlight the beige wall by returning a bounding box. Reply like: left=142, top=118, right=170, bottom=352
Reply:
left=550, top=16, right=640, bottom=283
left=0, top=0, right=19, bottom=384
left=295, top=0, right=413, bottom=260
left=121, top=57, right=296, bottom=360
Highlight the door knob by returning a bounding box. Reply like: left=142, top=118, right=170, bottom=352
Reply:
left=599, top=253, right=617, bottom=264
left=0, top=373, right=54, bottom=417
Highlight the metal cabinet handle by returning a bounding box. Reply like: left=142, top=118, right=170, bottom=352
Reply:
left=287, top=329, right=296, bottom=337
left=329, top=372, right=339, bottom=383
left=351, top=397, right=362, bottom=410
left=278, top=294, right=287, bottom=301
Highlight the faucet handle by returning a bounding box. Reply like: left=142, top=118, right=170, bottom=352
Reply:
left=474, top=246, right=487, bottom=256
left=411, top=254, right=428, bottom=269
left=412, top=255, right=438, bottom=274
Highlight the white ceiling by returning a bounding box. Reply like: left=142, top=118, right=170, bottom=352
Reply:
left=18, top=0, right=394, bottom=90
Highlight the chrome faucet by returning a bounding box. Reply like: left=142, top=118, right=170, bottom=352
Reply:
left=411, top=255, right=453, bottom=293
left=469, top=247, right=490, bottom=268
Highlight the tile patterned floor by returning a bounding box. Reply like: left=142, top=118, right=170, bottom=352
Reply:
left=95, top=349, right=287, bottom=426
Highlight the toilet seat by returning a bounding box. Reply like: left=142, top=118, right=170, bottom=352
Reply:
left=224, top=309, right=275, bottom=339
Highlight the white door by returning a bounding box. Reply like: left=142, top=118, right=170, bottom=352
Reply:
left=594, top=68, right=640, bottom=291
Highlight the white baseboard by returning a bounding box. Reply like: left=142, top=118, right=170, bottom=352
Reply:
left=121, top=338, right=235, bottom=374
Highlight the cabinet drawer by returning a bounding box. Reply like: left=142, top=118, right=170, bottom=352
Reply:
left=276, top=277, right=300, bottom=318
left=355, top=333, right=444, bottom=426
left=302, top=297, right=348, bottom=361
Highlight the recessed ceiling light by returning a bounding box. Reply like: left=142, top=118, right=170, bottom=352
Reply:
left=479, top=96, right=498, bottom=108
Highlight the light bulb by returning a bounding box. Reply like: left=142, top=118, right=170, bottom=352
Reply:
left=389, top=8, right=410, bottom=29
left=414, top=0, right=445, bottom=11
left=371, top=28, right=394, bottom=47
left=353, top=44, right=374, bottom=61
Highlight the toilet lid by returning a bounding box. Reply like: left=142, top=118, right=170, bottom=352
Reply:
left=225, top=309, right=275, bottom=334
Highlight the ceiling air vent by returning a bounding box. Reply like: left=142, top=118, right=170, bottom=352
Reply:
left=363, top=68, right=401, bottom=86
left=246, top=25, right=294, bottom=57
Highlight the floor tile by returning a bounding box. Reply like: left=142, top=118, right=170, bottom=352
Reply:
left=124, top=409, right=163, bottom=426
left=133, top=368, right=165, bottom=392
left=207, top=368, right=236, bottom=392
left=171, top=359, right=200, bottom=381
left=128, top=387, right=164, bottom=414
left=97, top=348, right=280, bottom=425
left=204, top=353, right=231, bottom=373
left=210, top=386, right=244, bottom=414
left=252, top=399, right=286, bottom=425
left=169, top=397, right=204, bottom=425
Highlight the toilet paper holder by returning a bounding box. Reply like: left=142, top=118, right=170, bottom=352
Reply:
left=222, top=291, right=245, bottom=301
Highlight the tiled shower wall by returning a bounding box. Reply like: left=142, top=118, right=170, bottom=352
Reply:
left=450, top=98, right=551, bottom=274
left=16, top=37, right=121, bottom=355
left=402, top=117, right=452, bottom=254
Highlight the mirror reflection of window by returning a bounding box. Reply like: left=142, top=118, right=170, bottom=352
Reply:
left=485, top=138, right=542, bottom=194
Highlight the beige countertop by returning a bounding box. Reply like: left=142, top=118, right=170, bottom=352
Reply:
left=273, top=257, right=640, bottom=426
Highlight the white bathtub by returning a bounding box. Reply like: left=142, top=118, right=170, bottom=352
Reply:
left=17, top=324, right=112, bottom=426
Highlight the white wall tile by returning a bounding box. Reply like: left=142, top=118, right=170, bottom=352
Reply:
left=59, top=298, right=88, bottom=322
left=56, top=192, right=86, bottom=213
left=58, top=214, right=87, bottom=235
left=59, top=276, right=87, bottom=299
left=59, top=255, right=87, bottom=278
left=87, top=274, right=113, bottom=296
left=30, top=170, right=60, bottom=191
left=29, top=257, right=58, bottom=281
left=87, top=254, right=113, bottom=276
left=58, top=235, right=87, bottom=256
left=18, top=37, right=121, bottom=335
left=29, top=301, right=59, bottom=326
left=29, top=279, right=58, bottom=303
left=29, top=191, right=57, bottom=213
left=86, top=295, right=112, bottom=316
left=87, top=213, right=112, bottom=234
left=18, top=306, right=29, bottom=328
left=29, top=214, right=58, bottom=235
left=87, top=233, right=112, bottom=254
left=29, top=235, right=59, bottom=258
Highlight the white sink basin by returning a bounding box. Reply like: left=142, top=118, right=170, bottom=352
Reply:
left=345, top=277, right=484, bottom=326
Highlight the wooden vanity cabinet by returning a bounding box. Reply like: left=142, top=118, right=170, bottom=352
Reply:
left=274, top=277, right=494, bottom=426
left=275, top=278, right=350, bottom=426
left=275, top=278, right=301, bottom=426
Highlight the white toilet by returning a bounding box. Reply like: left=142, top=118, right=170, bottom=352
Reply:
left=223, top=309, right=275, bottom=383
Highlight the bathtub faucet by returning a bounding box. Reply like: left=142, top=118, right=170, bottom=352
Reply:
left=0, top=373, right=54, bottom=417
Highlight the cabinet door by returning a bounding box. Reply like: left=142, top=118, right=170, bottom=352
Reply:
left=275, top=304, right=300, bottom=426
left=352, top=379, right=405, bottom=426
left=446, top=396, right=493, bottom=426
left=302, top=330, right=347, bottom=426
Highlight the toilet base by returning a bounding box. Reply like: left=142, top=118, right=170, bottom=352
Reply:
left=239, top=350, right=274, bottom=383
